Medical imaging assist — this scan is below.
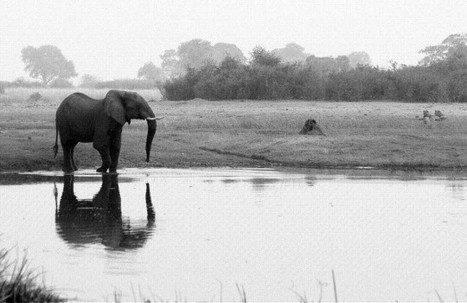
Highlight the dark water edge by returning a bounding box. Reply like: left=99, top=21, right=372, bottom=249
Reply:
left=0, top=171, right=135, bottom=185
left=2, top=167, right=467, bottom=185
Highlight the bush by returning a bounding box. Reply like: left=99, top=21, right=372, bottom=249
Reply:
left=445, top=69, right=467, bottom=102
left=193, top=59, right=251, bottom=100
left=11, top=78, right=44, bottom=88
left=49, top=78, right=74, bottom=88
left=163, top=68, right=198, bottom=100
left=161, top=51, right=467, bottom=102
left=325, top=66, right=389, bottom=101
left=94, top=79, right=159, bottom=90
left=28, top=92, right=42, bottom=102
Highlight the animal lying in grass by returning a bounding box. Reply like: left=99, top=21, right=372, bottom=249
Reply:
left=299, top=119, right=326, bottom=136
left=417, top=110, right=446, bottom=124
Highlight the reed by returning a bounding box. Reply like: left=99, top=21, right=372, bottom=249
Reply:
left=0, top=248, right=64, bottom=302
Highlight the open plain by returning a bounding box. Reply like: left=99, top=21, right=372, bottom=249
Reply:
left=1, top=88, right=467, bottom=172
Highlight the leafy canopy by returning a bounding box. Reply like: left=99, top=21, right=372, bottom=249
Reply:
left=137, top=62, right=165, bottom=82
left=347, top=51, right=371, bottom=68
left=419, top=33, right=467, bottom=67
left=272, top=43, right=308, bottom=63
left=21, top=45, right=77, bottom=85
left=160, top=39, right=246, bottom=78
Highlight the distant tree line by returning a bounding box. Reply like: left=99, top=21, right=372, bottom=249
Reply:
left=162, top=34, right=467, bottom=102
left=2, top=45, right=166, bottom=91
left=3, top=34, right=467, bottom=103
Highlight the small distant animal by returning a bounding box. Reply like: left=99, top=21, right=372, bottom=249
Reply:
left=423, top=110, right=432, bottom=119
left=28, top=92, right=42, bottom=102
left=417, top=110, right=446, bottom=124
left=434, top=110, right=446, bottom=121
left=420, top=110, right=433, bottom=124
left=299, top=119, right=326, bottom=136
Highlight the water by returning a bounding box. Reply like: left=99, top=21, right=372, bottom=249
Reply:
left=1, top=168, right=467, bottom=302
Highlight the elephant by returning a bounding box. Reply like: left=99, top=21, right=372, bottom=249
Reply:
left=55, top=174, right=155, bottom=250
left=54, top=90, right=165, bottom=173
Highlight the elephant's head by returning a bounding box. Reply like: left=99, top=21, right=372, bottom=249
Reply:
left=104, top=90, right=164, bottom=162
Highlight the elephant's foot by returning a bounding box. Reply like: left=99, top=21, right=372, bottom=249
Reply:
left=63, top=167, right=75, bottom=174
left=96, top=166, right=108, bottom=173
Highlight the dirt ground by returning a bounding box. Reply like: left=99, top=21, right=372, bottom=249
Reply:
left=2, top=88, right=467, bottom=173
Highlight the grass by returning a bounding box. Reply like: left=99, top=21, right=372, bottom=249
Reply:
left=2, top=87, right=467, bottom=172
left=0, top=244, right=460, bottom=302
left=0, top=248, right=63, bottom=302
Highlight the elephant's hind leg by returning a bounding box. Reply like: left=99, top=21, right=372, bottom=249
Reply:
left=69, top=141, right=79, bottom=171
left=62, top=143, right=75, bottom=174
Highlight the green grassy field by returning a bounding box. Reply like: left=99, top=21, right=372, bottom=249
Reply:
left=2, top=87, right=467, bottom=172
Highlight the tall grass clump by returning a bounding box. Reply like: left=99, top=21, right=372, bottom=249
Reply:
left=0, top=248, right=64, bottom=302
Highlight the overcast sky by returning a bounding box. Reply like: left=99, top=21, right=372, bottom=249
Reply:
left=1, top=0, right=467, bottom=82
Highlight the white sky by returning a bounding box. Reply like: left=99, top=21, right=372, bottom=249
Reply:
left=1, top=0, right=467, bottom=81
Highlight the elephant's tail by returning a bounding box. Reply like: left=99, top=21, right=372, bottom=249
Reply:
left=53, top=124, right=59, bottom=158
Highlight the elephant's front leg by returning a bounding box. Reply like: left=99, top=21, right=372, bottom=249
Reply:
left=96, top=146, right=111, bottom=173
left=109, top=129, right=122, bottom=173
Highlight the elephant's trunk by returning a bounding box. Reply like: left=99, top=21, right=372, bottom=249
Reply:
left=146, top=118, right=157, bottom=162
left=144, top=105, right=166, bottom=162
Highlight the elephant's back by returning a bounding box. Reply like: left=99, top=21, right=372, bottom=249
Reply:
left=58, top=93, right=99, bottom=109
left=56, top=93, right=103, bottom=141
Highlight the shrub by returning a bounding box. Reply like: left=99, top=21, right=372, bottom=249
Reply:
left=11, top=78, right=44, bottom=88
left=28, top=92, right=42, bottom=102
left=79, top=74, right=100, bottom=88
left=49, top=78, right=74, bottom=88
left=162, top=68, right=198, bottom=100
left=445, top=69, right=467, bottom=102
left=161, top=49, right=467, bottom=102
left=94, top=79, right=158, bottom=90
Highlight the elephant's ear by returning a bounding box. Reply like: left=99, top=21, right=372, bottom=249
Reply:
left=104, top=90, right=126, bottom=125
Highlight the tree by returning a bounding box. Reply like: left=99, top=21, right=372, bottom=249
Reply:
left=160, top=39, right=247, bottom=78
left=336, top=55, right=350, bottom=72
left=272, top=43, right=308, bottom=63
left=137, top=62, right=165, bottom=82
left=160, top=49, right=183, bottom=79
left=79, top=74, right=101, bottom=88
left=419, top=33, right=467, bottom=66
left=160, top=39, right=213, bottom=78
left=306, top=55, right=338, bottom=75
left=348, top=51, right=371, bottom=68
left=177, top=39, right=215, bottom=70
left=21, top=45, right=77, bottom=85
left=212, top=43, right=247, bottom=64
left=250, top=46, right=281, bottom=67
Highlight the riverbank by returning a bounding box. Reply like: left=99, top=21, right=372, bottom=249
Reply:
left=2, top=88, right=467, bottom=173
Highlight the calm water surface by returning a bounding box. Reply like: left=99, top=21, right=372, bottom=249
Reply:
left=1, top=168, right=467, bottom=302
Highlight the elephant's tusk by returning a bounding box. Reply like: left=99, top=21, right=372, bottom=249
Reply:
left=147, top=116, right=166, bottom=121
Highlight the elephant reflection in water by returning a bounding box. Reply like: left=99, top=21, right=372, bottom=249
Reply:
left=55, top=174, right=155, bottom=250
